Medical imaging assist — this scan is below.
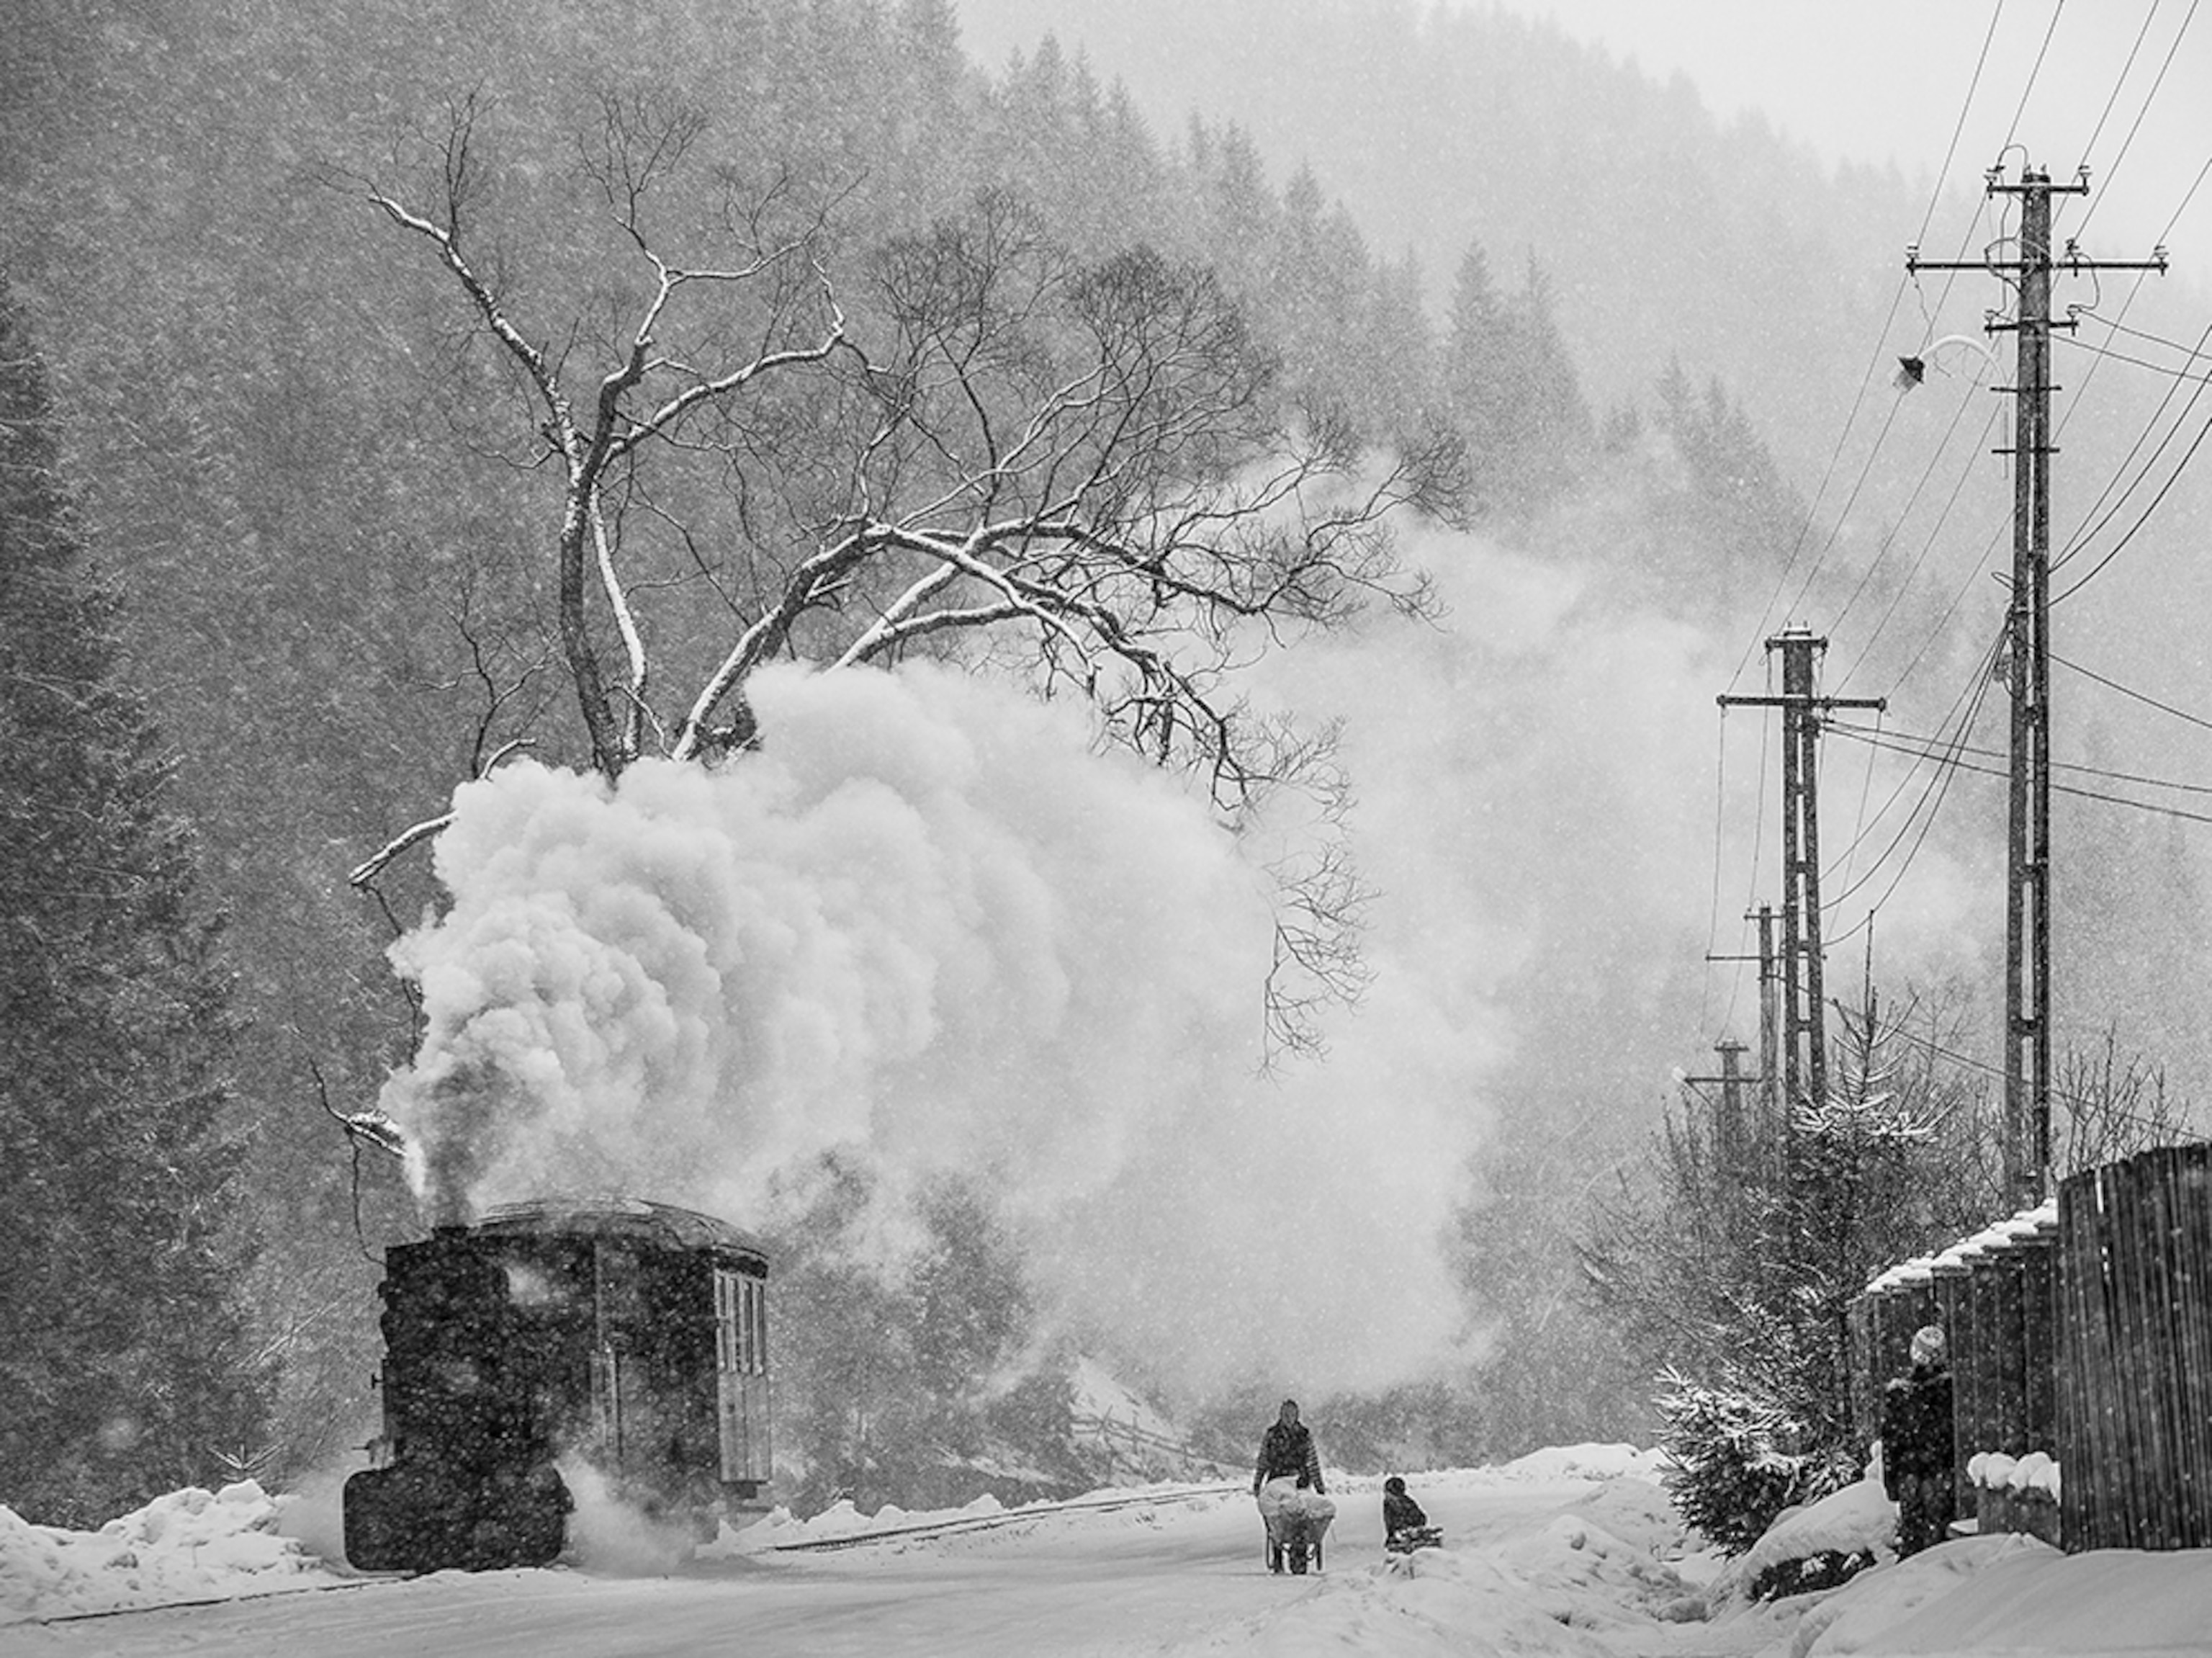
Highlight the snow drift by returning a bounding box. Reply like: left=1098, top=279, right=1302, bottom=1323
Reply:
left=0, top=1482, right=341, bottom=1626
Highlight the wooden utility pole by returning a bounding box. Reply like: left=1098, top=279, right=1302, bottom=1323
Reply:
left=1685, top=1039, right=1754, bottom=1223
left=1907, top=163, right=2165, bottom=1204
left=1701, top=905, right=1781, bottom=1173
left=1685, top=1037, right=1750, bottom=1130
left=1753, top=903, right=1780, bottom=1126
left=1720, top=630, right=1885, bottom=1115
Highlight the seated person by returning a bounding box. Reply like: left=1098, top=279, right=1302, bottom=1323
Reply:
left=1382, top=1475, right=1439, bottom=1551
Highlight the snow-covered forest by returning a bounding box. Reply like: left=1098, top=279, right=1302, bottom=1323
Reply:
left=6, top=0, right=2212, bottom=1651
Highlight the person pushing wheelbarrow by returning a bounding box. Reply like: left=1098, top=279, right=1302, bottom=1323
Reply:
left=1251, top=1399, right=1335, bottom=1574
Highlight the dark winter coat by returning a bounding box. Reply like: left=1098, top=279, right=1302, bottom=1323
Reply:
left=1254, top=1421, right=1324, bottom=1492
left=1880, top=1361, right=1955, bottom=1494
left=1383, top=1487, right=1427, bottom=1536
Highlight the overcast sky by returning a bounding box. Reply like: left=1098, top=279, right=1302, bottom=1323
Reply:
left=1485, top=1, right=2211, bottom=282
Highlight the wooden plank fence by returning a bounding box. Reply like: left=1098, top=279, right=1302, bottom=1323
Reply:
left=2057, top=1143, right=2212, bottom=1550
left=1855, top=1202, right=2059, bottom=1534
left=1851, top=1142, right=2212, bottom=1553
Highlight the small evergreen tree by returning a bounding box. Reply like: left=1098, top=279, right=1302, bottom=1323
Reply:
left=1651, top=1366, right=1820, bottom=1556
left=0, top=274, right=267, bottom=1525
left=1583, top=984, right=2000, bottom=1554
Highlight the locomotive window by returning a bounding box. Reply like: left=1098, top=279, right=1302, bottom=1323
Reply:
left=714, top=1268, right=768, bottom=1376
left=714, top=1271, right=737, bottom=1373
left=745, top=1274, right=767, bottom=1375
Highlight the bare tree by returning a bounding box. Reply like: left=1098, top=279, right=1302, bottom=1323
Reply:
left=348, top=92, right=1452, bottom=1056
left=359, top=89, right=852, bottom=781
left=2054, top=1028, right=2200, bottom=1176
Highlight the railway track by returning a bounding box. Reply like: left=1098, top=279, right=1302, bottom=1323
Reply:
left=758, top=1482, right=1242, bottom=1553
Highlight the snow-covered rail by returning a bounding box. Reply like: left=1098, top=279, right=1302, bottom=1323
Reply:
left=758, top=1483, right=1242, bottom=1553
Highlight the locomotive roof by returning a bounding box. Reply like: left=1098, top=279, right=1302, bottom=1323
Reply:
left=464, top=1196, right=770, bottom=1263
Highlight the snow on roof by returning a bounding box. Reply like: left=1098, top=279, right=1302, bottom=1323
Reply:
left=467, top=1196, right=770, bottom=1262
left=1858, top=1197, right=2060, bottom=1298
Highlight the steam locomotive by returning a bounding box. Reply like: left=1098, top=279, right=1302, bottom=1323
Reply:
left=342, top=1197, right=770, bottom=1572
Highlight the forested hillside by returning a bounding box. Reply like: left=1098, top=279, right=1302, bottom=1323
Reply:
left=4, top=0, right=2207, bottom=1514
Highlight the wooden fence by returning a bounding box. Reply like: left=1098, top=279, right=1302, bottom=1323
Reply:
left=1847, top=1262, right=1939, bottom=1471
left=2057, top=1142, right=2212, bottom=1550
left=1851, top=1142, right=2212, bottom=1552
left=1851, top=1201, right=2059, bottom=1533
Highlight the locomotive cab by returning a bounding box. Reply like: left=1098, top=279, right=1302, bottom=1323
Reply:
left=343, top=1198, right=770, bottom=1572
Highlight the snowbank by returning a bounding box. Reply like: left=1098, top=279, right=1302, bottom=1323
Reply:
left=0, top=1482, right=346, bottom=1626
left=1799, top=1538, right=2212, bottom=1655
left=1483, top=1443, right=1671, bottom=1484
left=1709, top=1474, right=1898, bottom=1604
left=1163, top=1492, right=1695, bottom=1656
left=21, top=1449, right=2212, bottom=1658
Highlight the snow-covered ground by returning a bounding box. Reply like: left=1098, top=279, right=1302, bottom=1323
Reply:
left=5, top=1447, right=2210, bottom=1656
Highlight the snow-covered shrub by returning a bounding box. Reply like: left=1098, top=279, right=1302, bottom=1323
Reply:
left=1748, top=1546, right=1872, bottom=1600
left=1653, top=1369, right=1845, bottom=1555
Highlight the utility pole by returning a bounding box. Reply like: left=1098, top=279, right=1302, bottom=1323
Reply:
left=1752, top=903, right=1780, bottom=1128
left=1720, top=630, right=1885, bottom=1116
left=1684, top=1039, right=1752, bottom=1192
left=1700, top=905, right=1781, bottom=1171
left=1907, top=163, right=2166, bottom=1204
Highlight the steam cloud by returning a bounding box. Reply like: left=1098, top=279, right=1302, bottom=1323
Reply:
left=379, top=658, right=1480, bottom=1394
left=378, top=529, right=1995, bottom=1404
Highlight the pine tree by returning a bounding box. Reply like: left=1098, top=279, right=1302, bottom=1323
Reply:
left=1650, top=360, right=1805, bottom=598
left=1582, top=983, right=2001, bottom=1554
left=0, top=273, right=267, bottom=1525
left=1442, top=241, right=1591, bottom=515
left=1491, top=251, right=1593, bottom=510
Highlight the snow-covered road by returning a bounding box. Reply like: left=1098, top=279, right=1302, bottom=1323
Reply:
left=6, top=1469, right=1704, bottom=1658
left=12, top=1453, right=2212, bottom=1657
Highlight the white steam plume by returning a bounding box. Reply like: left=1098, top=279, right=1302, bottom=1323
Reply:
left=379, top=660, right=1481, bottom=1396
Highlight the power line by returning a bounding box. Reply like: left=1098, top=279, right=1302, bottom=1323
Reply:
left=1835, top=384, right=2007, bottom=689
left=2049, top=388, right=2212, bottom=603
left=1922, top=1, right=2008, bottom=249
left=1883, top=511, right=2010, bottom=698
left=1838, top=702, right=1887, bottom=907
left=1727, top=295, right=1910, bottom=693
left=1822, top=630, right=2005, bottom=916
left=2075, top=310, right=2212, bottom=358
left=1828, top=722, right=2212, bottom=828
left=1728, top=3, right=2012, bottom=696
left=1880, top=1020, right=2195, bottom=1137
left=2076, top=1, right=2167, bottom=169
left=1829, top=627, right=2005, bottom=871
left=2072, top=0, right=2203, bottom=242
left=2000, top=2, right=2070, bottom=154
left=2056, top=332, right=2212, bottom=385
left=2159, top=149, right=2212, bottom=243
left=2041, top=311, right=2208, bottom=587
left=1830, top=718, right=2212, bottom=797
left=1817, top=691, right=1987, bottom=946
left=2051, top=650, right=2212, bottom=735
